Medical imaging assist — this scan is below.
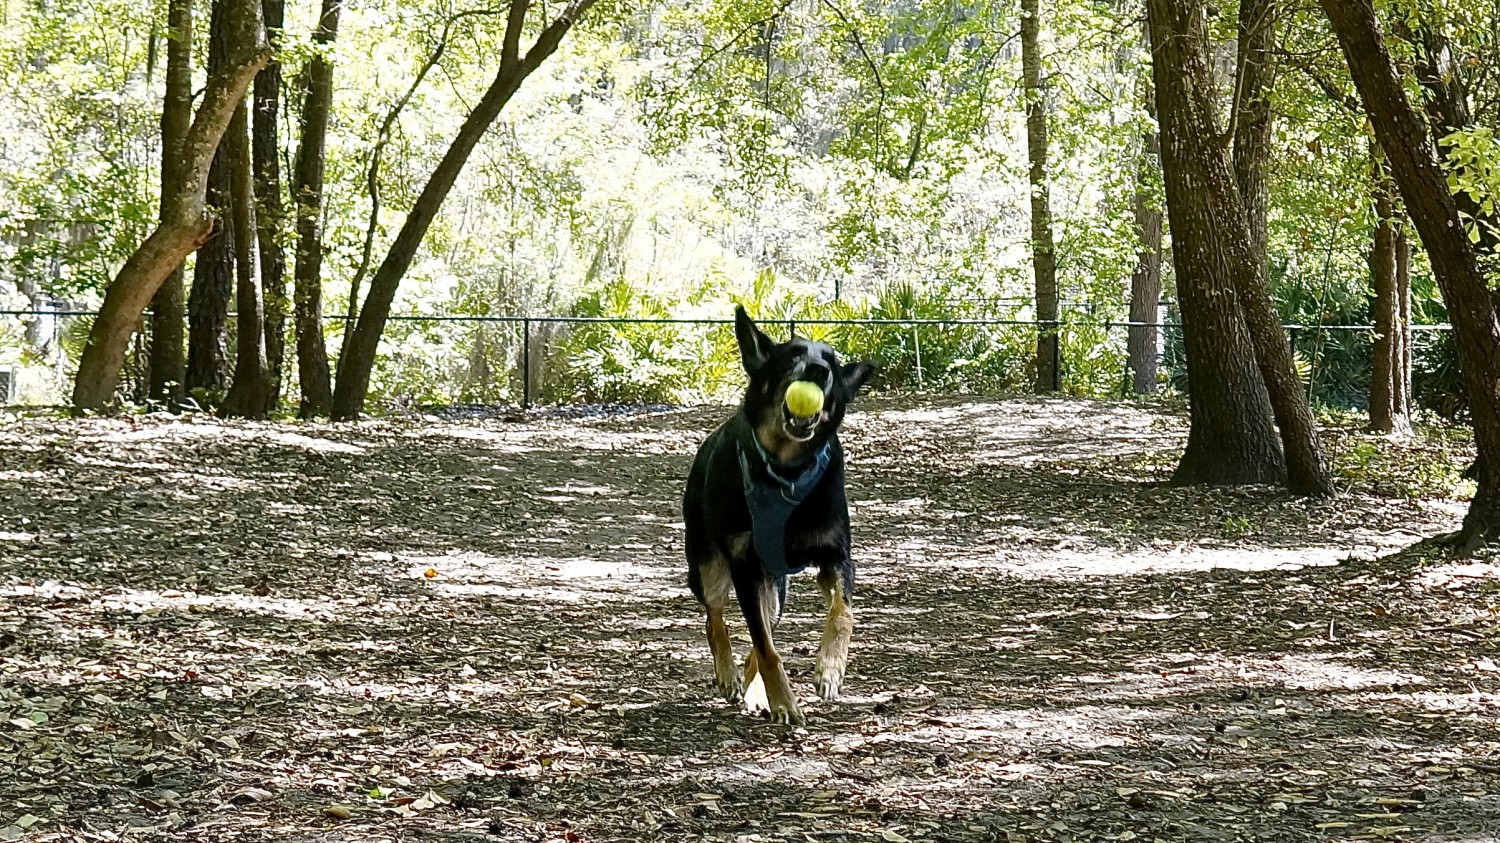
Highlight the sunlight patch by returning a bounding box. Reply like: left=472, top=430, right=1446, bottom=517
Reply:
left=1420, top=561, right=1500, bottom=589
left=248, top=430, right=366, bottom=455
left=101, top=422, right=368, bottom=455
left=977, top=544, right=1355, bottom=578
left=1370, top=690, right=1500, bottom=714
left=408, top=551, right=678, bottom=606
left=0, top=470, right=47, bottom=482
left=407, top=553, right=661, bottom=582
left=90, top=587, right=349, bottom=622
left=841, top=704, right=1153, bottom=754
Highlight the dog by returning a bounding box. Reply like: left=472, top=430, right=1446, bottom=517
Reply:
left=683, top=306, right=875, bottom=724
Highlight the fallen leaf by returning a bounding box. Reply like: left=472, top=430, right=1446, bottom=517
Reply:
left=229, top=787, right=274, bottom=806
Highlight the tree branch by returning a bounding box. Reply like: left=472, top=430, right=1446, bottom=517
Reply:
left=820, top=0, right=886, bottom=166
left=502, top=0, right=531, bottom=70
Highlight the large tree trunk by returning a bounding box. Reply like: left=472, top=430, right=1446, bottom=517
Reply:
left=186, top=0, right=238, bottom=399
left=1231, top=0, right=1275, bottom=270
left=1147, top=0, right=1284, bottom=487
left=70, top=0, right=270, bottom=412
left=185, top=183, right=233, bottom=397
left=1021, top=0, right=1059, bottom=393
left=220, top=100, right=275, bottom=418
left=288, top=0, right=340, bottom=419
left=146, top=0, right=193, bottom=406
left=1367, top=151, right=1413, bottom=435
left=1227, top=0, right=1335, bottom=496
left=1127, top=121, right=1162, bottom=394
left=331, top=0, right=600, bottom=420
left=252, top=0, right=287, bottom=406
left=1321, top=0, right=1500, bottom=548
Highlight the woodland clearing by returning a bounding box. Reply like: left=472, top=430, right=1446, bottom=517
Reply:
left=1, top=398, right=1497, bottom=842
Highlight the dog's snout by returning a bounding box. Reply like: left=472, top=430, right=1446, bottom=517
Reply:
left=796, top=360, right=833, bottom=391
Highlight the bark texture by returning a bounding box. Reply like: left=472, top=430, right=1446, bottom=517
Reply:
left=1128, top=124, right=1162, bottom=395
left=1232, top=0, right=1275, bottom=268
left=220, top=100, right=275, bottom=418
left=185, top=179, right=232, bottom=396
left=1021, top=0, right=1059, bottom=393
left=1226, top=0, right=1334, bottom=496
left=1367, top=152, right=1413, bottom=435
left=146, top=0, right=193, bottom=405
left=1321, top=0, right=1500, bottom=547
left=187, top=0, right=237, bottom=398
left=70, top=0, right=270, bottom=412
left=252, top=0, right=287, bottom=404
left=288, top=0, right=340, bottom=418
left=1147, top=0, right=1284, bottom=487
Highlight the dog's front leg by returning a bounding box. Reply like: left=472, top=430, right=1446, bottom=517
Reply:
left=699, top=557, right=742, bottom=702
left=734, top=571, right=803, bottom=725
left=815, top=563, right=855, bottom=700
left=705, top=608, right=742, bottom=702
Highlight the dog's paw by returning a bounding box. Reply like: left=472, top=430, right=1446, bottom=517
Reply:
left=716, top=671, right=743, bottom=703
left=769, top=702, right=805, bottom=725
left=815, top=666, right=843, bottom=701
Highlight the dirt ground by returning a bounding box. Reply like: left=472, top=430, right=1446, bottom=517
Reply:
left=3, top=397, right=1500, bottom=842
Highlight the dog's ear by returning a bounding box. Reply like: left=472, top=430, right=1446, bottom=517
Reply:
left=734, top=305, right=774, bottom=374
left=842, top=361, right=877, bottom=396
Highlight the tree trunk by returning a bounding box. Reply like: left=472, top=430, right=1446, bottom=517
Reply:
left=146, top=0, right=193, bottom=406
left=1147, top=0, right=1284, bottom=487
left=220, top=99, right=275, bottom=418
left=1231, top=0, right=1275, bottom=270
left=1367, top=151, right=1413, bottom=435
left=1128, top=122, right=1162, bottom=394
left=1321, top=0, right=1500, bottom=548
left=70, top=0, right=270, bottom=413
left=1228, top=0, right=1335, bottom=496
left=186, top=184, right=233, bottom=396
left=187, top=0, right=237, bottom=400
left=331, top=0, right=600, bottom=420
left=288, top=0, right=340, bottom=419
left=1021, top=0, right=1059, bottom=393
left=1396, top=223, right=1412, bottom=420
left=252, top=0, right=287, bottom=406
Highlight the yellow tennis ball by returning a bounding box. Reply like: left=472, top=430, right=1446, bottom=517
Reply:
left=784, top=380, right=825, bottom=418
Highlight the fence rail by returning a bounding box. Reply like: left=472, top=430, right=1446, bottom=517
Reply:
left=0, top=309, right=1454, bottom=409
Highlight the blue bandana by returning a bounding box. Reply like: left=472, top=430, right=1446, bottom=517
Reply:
left=737, top=426, right=832, bottom=578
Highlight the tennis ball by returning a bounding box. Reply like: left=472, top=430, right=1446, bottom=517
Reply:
left=784, top=380, right=825, bottom=418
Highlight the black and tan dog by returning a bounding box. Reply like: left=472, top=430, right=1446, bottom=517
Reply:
left=683, top=307, right=875, bottom=724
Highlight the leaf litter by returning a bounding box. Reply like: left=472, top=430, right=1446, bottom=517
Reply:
left=0, top=396, right=1497, bottom=841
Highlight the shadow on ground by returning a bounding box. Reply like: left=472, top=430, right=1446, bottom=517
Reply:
left=1, top=397, right=1497, bottom=842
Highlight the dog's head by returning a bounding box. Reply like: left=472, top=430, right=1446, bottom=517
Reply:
left=734, top=306, right=875, bottom=460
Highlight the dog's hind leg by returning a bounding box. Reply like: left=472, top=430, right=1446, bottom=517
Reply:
left=734, top=570, right=803, bottom=725
left=815, top=563, right=855, bottom=701
left=700, top=557, right=741, bottom=703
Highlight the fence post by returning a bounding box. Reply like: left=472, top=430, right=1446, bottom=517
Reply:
left=787, top=318, right=796, bottom=340
left=522, top=317, right=532, bottom=410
